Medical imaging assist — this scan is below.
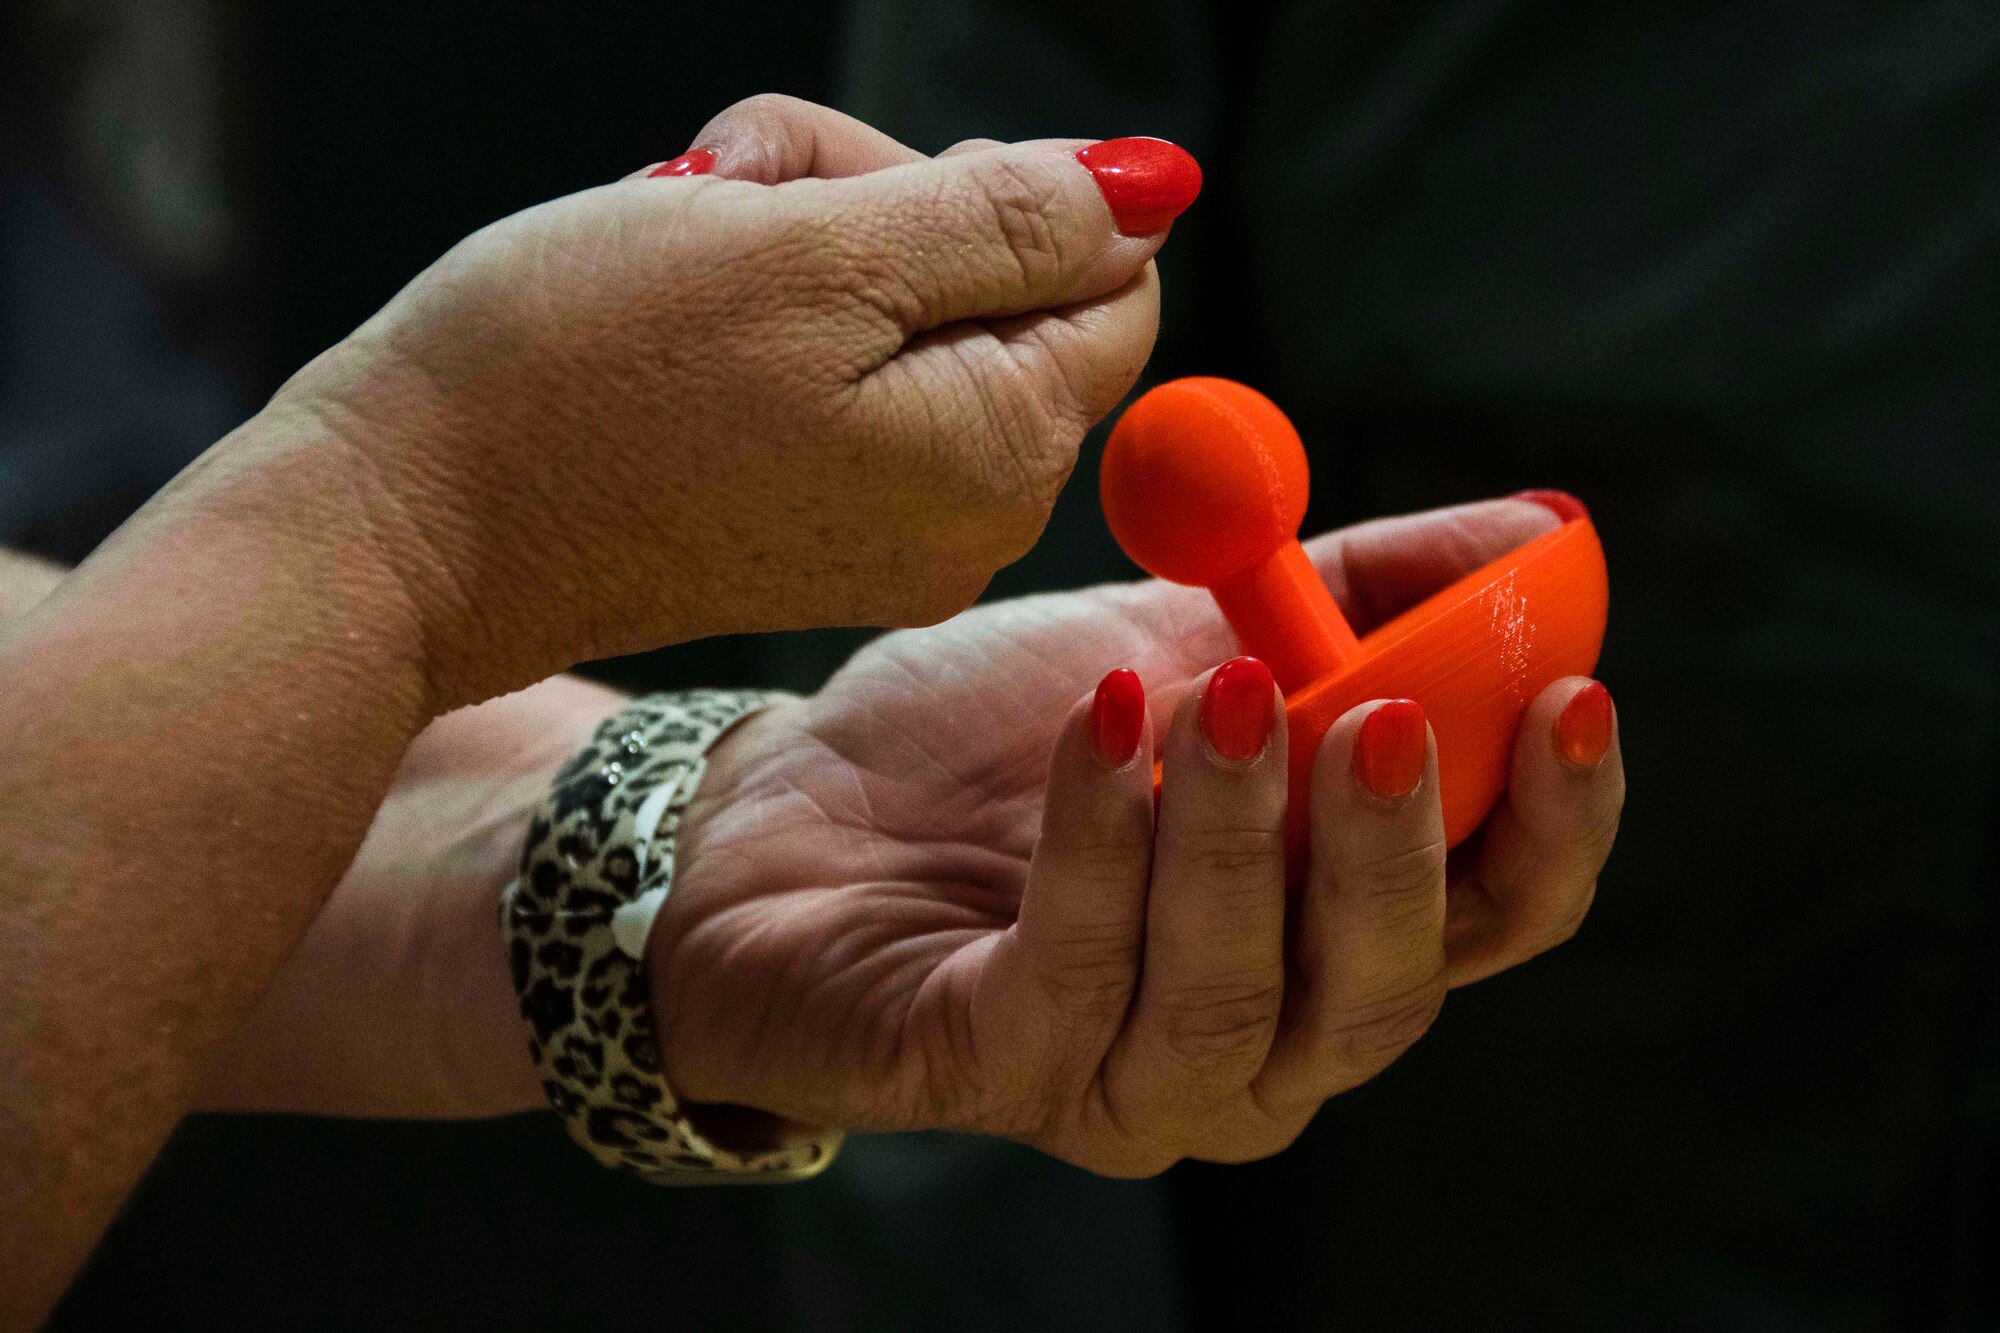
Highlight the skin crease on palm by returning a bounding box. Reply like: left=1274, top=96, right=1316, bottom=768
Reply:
left=197, top=497, right=1624, bottom=1179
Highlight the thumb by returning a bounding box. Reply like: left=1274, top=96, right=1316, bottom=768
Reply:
left=798, top=136, right=1201, bottom=335
left=1304, top=497, right=1571, bottom=634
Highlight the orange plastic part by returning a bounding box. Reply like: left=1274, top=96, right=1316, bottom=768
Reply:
left=1101, top=377, right=1609, bottom=876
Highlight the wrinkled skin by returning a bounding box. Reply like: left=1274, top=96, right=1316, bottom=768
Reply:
left=259, top=120, right=1167, bottom=708
left=652, top=499, right=1625, bottom=1175
left=203, top=499, right=1622, bottom=1177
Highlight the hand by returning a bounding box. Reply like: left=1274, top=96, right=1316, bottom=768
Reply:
left=197, top=497, right=1621, bottom=1156
left=650, top=497, right=1626, bottom=1174
left=249, top=97, right=1188, bottom=706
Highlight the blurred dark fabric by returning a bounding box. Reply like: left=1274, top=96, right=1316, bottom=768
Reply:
left=9, top=0, right=1997, bottom=1329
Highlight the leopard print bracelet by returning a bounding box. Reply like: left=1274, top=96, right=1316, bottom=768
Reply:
left=501, top=689, right=841, bottom=1183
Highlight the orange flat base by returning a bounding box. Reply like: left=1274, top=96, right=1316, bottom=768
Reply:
left=1278, top=517, right=1608, bottom=874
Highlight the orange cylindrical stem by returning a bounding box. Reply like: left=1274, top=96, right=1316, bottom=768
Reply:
left=1212, top=541, right=1361, bottom=694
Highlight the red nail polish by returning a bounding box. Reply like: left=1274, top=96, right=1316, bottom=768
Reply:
left=1091, top=668, right=1146, bottom=766
left=1075, top=137, right=1202, bottom=236
left=649, top=148, right=717, bottom=178
left=1200, top=656, right=1276, bottom=762
left=1513, top=489, right=1590, bottom=523
left=1555, top=680, right=1614, bottom=768
left=1354, top=699, right=1427, bottom=800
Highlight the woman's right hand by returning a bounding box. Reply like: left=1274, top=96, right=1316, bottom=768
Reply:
left=247, top=97, right=1193, bottom=706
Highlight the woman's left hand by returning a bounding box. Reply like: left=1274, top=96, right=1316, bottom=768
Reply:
left=204, top=496, right=1622, bottom=1174
left=648, top=495, right=1623, bottom=1173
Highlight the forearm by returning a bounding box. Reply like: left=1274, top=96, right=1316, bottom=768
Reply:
left=0, top=413, right=437, bottom=1327
left=0, top=538, right=624, bottom=1124
left=195, top=672, right=629, bottom=1120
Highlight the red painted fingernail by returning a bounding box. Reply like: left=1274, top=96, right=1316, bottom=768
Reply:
left=1354, top=699, right=1427, bottom=800
left=1091, top=668, right=1147, bottom=767
left=1200, top=656, right=1276, bottom=762
left=649, top=148, right=717, bottom=178
left=1075, top=137, right=1202, bottom=236
left=1555, top=680, right=1614, bottom=768
left=1513, top=489, right=1589, bottom=523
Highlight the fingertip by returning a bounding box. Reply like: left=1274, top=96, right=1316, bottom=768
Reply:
left=1075, top=137, right=1203, bottom=237
left=685, top=94, right=927, bottom=184
left=830, top=137, right=1179, bottom=336
left=1553, top=679, right=1615, bottom=770
left=1519, top=677, right=1618, bottom=772
left=1030, top=685, right=1159, bottom=877
left=1153, top=659, right=1289, bottom=833
left=1507, top=676, right=1625, bottom=835
left=970, top=261, right=1162, bottom=429
left=1196, top=656, right=1280, bottom=767
left=1352, top=698, right=1429, bottom=802
left=1307, top=699, right=1446, bottom=873
left=1090, top=667, right=1148, bottom=770
left=647, top=147, right=718, bottom=178
left=1313, top=698, right=1434, bottom=805
left=1513, top=489, right=1590, bottom=524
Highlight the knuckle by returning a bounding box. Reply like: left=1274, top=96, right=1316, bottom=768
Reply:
left=1193, top=1121, right=1308, bottom=1166
left=962, top=364, right=1067, bottom=505
left=1349, top=837, right=1448, bottom=923
left=1158, top=973, right=1284, bottom=1069
left=727, top=90, right=806, bottom=122
left=779, top=208, right=926, bottom=333
left=1063, top=823, right=1154, bottom=886
left=989, top=404, right=1079, bottom=515
left=1175, top=823, right=1285, bottom=883
left=969, top=155, right=1071, bottom=289
left=1536, top=882, right=1597, bottom=953
left=1578, top=802, right=1624, bottom=863
left=1035, top=917, right=1141, bottom=1012
left=1320, top=978, right=1445, bottom=1072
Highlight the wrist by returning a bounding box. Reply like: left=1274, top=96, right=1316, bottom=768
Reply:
left=505, top=690, right=835, bottom=1180
left=644, top=700, right=796, bottom=1110
left=263, top=330, right=712, bottom=708
left=22, top=400, right=443, bottom=736
left=254, top=341, right=494, bottom=710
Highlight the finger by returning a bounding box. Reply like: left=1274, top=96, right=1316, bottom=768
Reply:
left=859, top=264, right=1161, bottom=513
left=797, top=135, right=1200, bottom=335
left=984, top=670, right=1155, bottom=1094
left=938, top=137, right=1006, bottom=158
left=1304, top=494, right=1573, bottom=633
left=1104, top=657, right=1287, bottom=1142
left=1255, top=699, right=1449, bottom=1114
left=1445, top=677, right=1623, bottom=986
left=663, top=93, right=927, bottom=183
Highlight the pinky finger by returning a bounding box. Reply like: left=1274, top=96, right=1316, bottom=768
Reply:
left=1446, top=677, right=1624, bottom=985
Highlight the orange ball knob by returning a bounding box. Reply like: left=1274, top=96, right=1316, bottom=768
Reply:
left=1101, top=377, right=1310, bottom=587
left=1103, top=378, right=1361, bottom=693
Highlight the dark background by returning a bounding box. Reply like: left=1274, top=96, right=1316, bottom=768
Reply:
left=6, top=1, right=1996, bottom=1328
